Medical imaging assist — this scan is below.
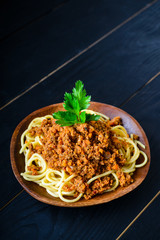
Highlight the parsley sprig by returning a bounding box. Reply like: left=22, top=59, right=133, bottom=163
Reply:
left=53, top=80, right=100, bottom=126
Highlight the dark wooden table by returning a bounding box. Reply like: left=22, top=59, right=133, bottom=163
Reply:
left=1, top=0, right=160, bottom=239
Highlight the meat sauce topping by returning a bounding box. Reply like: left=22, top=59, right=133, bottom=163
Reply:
left=28, top=117, right=133, bottom=199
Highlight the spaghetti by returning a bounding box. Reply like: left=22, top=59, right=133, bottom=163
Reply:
left=20, top=111, right=147, bottom=203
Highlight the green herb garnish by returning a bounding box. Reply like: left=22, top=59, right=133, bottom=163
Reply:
left=53, top=80, right=100, bottom=126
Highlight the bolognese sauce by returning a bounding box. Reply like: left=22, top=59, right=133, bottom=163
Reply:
left=27, top=117, right=133, bottom=199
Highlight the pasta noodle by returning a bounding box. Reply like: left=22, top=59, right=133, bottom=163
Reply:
left=20, top=111, right=148, bottom=202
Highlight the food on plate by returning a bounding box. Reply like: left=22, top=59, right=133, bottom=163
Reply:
left=20, top=81, right=147, bottom=202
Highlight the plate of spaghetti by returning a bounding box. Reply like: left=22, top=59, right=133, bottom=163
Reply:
left=10, top=81, right=150, bottom=207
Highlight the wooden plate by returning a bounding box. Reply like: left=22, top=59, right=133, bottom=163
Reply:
left=10, top=102, right=150, bottom=207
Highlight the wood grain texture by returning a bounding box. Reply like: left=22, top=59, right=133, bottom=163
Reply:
left=1, top=71, right=160, bottom=240
left=0, top=0, right=67, bottom=40
left=10, top=102, right=150, bottom=207
left=1, top=1, right=160, bottom=239
left=1, top=1, right=160, bottom=207
left=0, top=0, right=153, bottom=107
left=120, top=193, right=160, bottom=240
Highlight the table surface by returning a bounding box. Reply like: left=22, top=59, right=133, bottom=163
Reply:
left=0, top=0, right=160, bottom=239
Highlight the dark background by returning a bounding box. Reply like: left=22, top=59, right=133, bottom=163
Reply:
left=0, top=0, right=160, bottom=239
